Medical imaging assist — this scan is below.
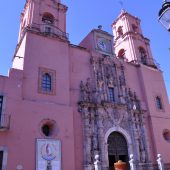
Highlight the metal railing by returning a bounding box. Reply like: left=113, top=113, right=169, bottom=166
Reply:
left=0, top=114, right=10, bottom=131
left=28, top=23, right=69, bottom=40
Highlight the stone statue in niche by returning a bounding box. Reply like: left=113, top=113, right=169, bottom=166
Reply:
left=80, top=79, right=93, bottom=102
left=128, top=88, right=133, bottom=98
left=105, top=66, right=112, bottom=79
left=97, top=81, right=105, bottom=102
left=80, top=81, right=86, bottom=101
left=107, top=76, right=114, bottom=87
left=97, top=70, right=103, bottom=82
left=103, top=56, right=112, bottom=65
left=119, top=65, right=126, bottom=86
left=96, top=68, right=106, bottom=102
left=92, top=135, right=98, bottom=151
left=119, top=74, right=126, bottom=86
left=86, top=78, right=91, bottom=101
left=138, top=131, right=146, bottom=163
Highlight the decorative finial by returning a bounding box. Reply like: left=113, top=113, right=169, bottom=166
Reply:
left=118, top=0, right=126, bottom=13
left=119, top=0, right=124, bottom=9
left=98, top=25, right=102, bottom=30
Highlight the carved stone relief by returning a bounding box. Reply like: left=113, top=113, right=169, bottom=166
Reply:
left=78, top=55, right=149, bottom=169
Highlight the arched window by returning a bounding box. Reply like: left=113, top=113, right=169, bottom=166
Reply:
left=0, top=96, right=3, bottom=115
left=0, top=151, right=3, bottom=169
left=117, top=26, right=123, bottom=36
left=42, top=13, right=54, bottom=34
left=40, top=119, right=57, bottom=137
left=42, top=73, right=52, bottom=92
left=156, top=96, right=163, bottom=110
left=38, top=67, right=56, bottom=95
left=42, top=12, right=54, bottom=24
left=132, top=24, right=138, bottom=33
left=139, top=47, right=147, bottom=65
left=118, top=49, right=125, bottom=59
left=108, top=87, right=115, bottom=102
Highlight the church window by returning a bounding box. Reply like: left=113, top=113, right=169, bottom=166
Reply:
left=42, top=124, right=51, bottom=137
left=117, top=26, right=123, bottom=36
left=40, top=119, right=57, bottom=137
left=42, top=13, right=54, bottom=35
left=132, top=24, right=138, bottom=33
left=42, top=13, right=54, bottom=24
left=0, top=96, right=3, bottom=115
left=156, top=96, right=163, bottom=110
left=42, top=73, right=52, bottom=92
left=38, top=68, right=56, bottom=95
left=108, top=87, right=115, bottom=102
left=139, top=47, right=147, bottom=65
left=0, top=151, right=3, bottom=169
left=118, top=49, right=125, bottom=59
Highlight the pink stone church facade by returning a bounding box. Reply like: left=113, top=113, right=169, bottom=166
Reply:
left=0, top=0, right=170, bottom=170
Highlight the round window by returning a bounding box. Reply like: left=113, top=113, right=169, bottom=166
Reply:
left=42, top=124, right=51, bottom=136
left=40, top=119, right=58, bottom=137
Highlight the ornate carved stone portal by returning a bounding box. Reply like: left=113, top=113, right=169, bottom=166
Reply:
left=78, top=55, right=149, bottom=170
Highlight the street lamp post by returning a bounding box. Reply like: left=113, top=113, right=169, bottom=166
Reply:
left=158, top=0, right=170, bottom=31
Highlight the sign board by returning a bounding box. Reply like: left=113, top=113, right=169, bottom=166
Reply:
left=36, top=139, right=61, bottom=170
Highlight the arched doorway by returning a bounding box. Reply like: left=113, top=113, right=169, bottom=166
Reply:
left=107, top=132, right=129, bottom=170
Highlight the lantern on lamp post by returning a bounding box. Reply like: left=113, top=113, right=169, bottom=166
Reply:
left=158, top=0, right=170, bottom=31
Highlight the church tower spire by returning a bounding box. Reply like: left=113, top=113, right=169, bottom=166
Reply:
left=112, top=10, right=157, bottom=68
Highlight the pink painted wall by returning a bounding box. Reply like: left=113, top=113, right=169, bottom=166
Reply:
left=0, top=1, right=170, bottom=170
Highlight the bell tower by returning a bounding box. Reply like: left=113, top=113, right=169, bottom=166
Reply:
left=18, top=0, right=67, bottom=41
left=112, top=10, right=156, bottom=68
left=13, top=0, right=68, bottom=70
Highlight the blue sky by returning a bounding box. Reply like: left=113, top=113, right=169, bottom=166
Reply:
left=0, top=0, right=170, bottom=100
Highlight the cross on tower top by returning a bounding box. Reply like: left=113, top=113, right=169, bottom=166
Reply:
left=119, top=0, right=124, bottom=10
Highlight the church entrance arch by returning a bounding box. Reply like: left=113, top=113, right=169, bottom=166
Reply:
left=107, top=132, right=129, bottom=170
